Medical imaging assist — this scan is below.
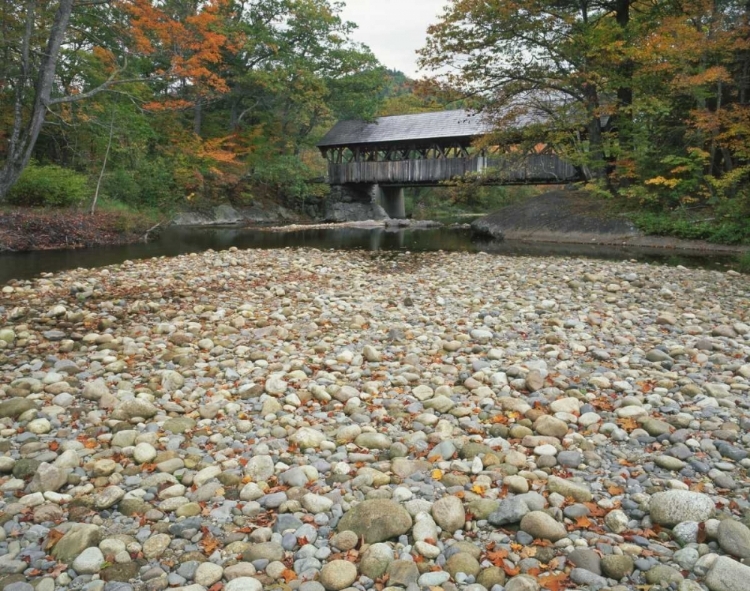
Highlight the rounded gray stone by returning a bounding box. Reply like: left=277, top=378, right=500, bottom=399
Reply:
left=649, top=490, right=715, bottom=526
left=337, top=499, right=413, bottom=543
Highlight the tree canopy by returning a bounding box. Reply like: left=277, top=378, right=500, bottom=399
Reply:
left=420, top=0, right=749, bottom=213
left=0, top=0, right=389, bottom=209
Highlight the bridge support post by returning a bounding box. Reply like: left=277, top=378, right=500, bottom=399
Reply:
left=380, top=187, right=406, bottom=219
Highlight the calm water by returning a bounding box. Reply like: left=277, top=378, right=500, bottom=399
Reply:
left=0, top=224, right=741, bottom=284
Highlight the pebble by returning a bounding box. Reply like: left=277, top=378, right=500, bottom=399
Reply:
left=0, top=249, right=748, bottom=591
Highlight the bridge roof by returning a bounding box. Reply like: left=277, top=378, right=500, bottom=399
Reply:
left=317, top=109, right=493, bottom=148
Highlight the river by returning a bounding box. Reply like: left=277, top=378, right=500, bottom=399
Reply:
left=0, top=224, right=741, bottom=284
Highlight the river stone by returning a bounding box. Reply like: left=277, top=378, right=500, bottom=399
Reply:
left=0, top=399, right=36, bottom=419
left=194, top=563, right=223, bottom=587
left=242, top=542, right=284, bottom=562
left=387, top=560, right=419, bottom=587
left=112, top=399, right=158, bottom=420
left=143, top=534, right=171, bottom=559
left=717, top=520, right=750, bottom=560
left=505, top=574, right=541, bottom=591
left=224, top=577, right=262, bottom=591
left=649, top=490, right=715, bottom=526
left=568, top=548, right=601, bottom=575
left=646, top=565, right=684, bottom=585
left=163, top=417, right=196, bottom=434
left=359, top=543, right=393, bottom=579
left=519, top=511, right=567, bottom=541
left=319, top=560, right=357, bottom=591
left=355, top=432, right=391, bottom=450
left=101, top=563, right=139, bottom=582
left=244, top=455, right=274, bottom=481
left=547, top=475, right=592, bottom=502
left=337, top=499, right=413, bottom=543
left=601, top=555, right=634, bottom=580
left=477, top=566, right=507, bottom=589
left=82, top=378, right=109, bottom=401
left=534, top=415, right=568, bottom=438
left=489, top=497, right=531, bottom=525
left=52, top=524, right=102, bottom=563
left=133, top=442, right=157, bottom=464
left=289, top=427, right=326, bottom=449
left=706, top=555, right=750, bottom=591
left=446, top=553, right=481, bottom=578
left=432, top=495, right=466, bottom=533
left=72, top=547, right=105, bottom=574
left=29, top=463, right=68, bottom=493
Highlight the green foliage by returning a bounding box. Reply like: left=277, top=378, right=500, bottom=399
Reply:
left=249, top=154, right=327, bottom=207
left=630, top=210, right=750, bottom=245
left=103, top=159, right=179, bottom=208
left=737, top=252, right=750, bottom=274
left=408, top=185, right=539, bottom=219
left=7, top=164, right=89, bottom=207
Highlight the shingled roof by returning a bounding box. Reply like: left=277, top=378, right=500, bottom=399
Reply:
left=317, top=109, right=493, bottom=148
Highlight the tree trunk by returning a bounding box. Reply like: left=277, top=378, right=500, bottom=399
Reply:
left=194, top=97, right=203, bottom=136
left=0, top=0, right=75, bottom=201
left=91, top=111, right=115, bottom=215
left=583, top=84, right=606, bottom=180
left=613, top=0, right=632, bottom=188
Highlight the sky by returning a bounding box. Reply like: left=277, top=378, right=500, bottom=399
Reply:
left=338, top=0, right=449, bottom=79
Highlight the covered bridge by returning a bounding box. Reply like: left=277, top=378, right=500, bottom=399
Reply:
left=317, top=109, right=580, bottom=219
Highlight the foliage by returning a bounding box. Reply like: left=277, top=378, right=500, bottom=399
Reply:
left=408, top=185, right=540, bottom=219
left=629, top=209, right=750, bottom=245
left=0, top=0, right=389, bottom=207
left=6, top=164, right=89, bottom=207
left=420, top=0, right=750, bottom=227
left=738, top=252, right=750, bottom=273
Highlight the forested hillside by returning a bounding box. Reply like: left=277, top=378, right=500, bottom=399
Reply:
left=421, top=0, right=750, bottom=242
left=0, top=0, right=408, bottom=213
left=1, top=0, right=748, bottom=244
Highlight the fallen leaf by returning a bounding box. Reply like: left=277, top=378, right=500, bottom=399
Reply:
left=539, top=571, right=571, bottom=591
left=281, top=569, right=296, bottom=583
left=45, top=529, right=65, bottom=550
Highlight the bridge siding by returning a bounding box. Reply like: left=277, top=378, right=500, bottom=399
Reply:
left=329, top=155, right=578, bottom=185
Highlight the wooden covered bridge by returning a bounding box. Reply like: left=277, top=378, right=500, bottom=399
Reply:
left=317, top=109, right=581, bottom=218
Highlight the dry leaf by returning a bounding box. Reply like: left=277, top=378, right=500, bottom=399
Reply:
left=45, top=529, right=65, bottom=550
left=281, top=569, right=296, bottom=583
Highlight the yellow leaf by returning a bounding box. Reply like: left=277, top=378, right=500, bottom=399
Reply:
left=431, top=469, right=443, bottom=481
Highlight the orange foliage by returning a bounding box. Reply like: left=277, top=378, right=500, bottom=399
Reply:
left=123, top=0, right=242, bottom=105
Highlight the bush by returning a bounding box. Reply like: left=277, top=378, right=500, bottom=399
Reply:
left=103, top=159, right=179, bottom=208
left=7, top=163, right=89, bottom=207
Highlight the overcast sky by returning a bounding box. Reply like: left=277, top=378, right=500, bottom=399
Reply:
left=339, top=0, right=449, bottom=78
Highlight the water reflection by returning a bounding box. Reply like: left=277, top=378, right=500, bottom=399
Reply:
left=0, top=224, right=740, bottom=284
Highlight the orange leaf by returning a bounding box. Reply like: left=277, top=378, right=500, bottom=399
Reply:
left=539, top=572, right=571, bottom=591
left=45, top=529, right=65, bottom=550
left=281, top=569, right=296, bottom=583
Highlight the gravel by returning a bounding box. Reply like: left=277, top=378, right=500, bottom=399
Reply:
left=0, top=248, right=749, bottom=591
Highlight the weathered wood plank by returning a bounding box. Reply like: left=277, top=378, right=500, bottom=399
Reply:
left=328, top=155, right=579, bottom=185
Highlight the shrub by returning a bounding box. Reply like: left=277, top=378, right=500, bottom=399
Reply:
left=7, top=163, right=89, bottom=207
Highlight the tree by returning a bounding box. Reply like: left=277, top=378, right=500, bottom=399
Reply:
left=0, top=0, right=77, bottom=199
left=419, top=0, right=628, bottom=178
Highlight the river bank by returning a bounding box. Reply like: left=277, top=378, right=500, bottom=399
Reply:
left=0, top=209, right=160, bottom=252
left=0, top=249, right=749, bottom=591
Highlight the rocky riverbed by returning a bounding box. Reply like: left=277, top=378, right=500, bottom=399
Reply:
left=0, top=248, right=749, bottom=591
